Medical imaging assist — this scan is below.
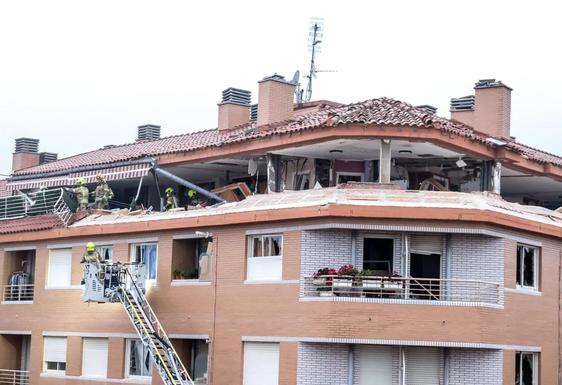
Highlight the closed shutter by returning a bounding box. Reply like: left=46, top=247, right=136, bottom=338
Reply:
left=44, top=337, right=67, bottom=363
left=355, top=345, right=393, bottom=385
left=48, top=248, right=72, bottom=287
left=82, top=338, right=108, bottom=377
left=405, top=347, right=441, bottom=385
left=247, top=257, right=282, bottom=281
left=410, top=235, right=442, bottom=255
left=243, top=342, right=279, bottom=385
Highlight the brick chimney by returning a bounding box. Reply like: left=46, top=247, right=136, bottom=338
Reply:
left=137, top=124, right=161, bottom=141
left=12, top=138, right=40, bottom=173
left=450, top=79, right=512, bottom=139
left=257, top=74, right=295, bottom=126
left=217, top=88, right=251, bottom=131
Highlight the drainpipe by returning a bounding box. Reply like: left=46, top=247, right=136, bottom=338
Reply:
left=351, top=230, right=357, bottom=267
left=347, top=345, right=354, bottom=385
left=443, top=348, right=449, bottom=385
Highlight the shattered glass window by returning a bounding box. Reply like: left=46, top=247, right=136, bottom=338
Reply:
left=516, top=352, right=537, bottom=385
left=516, top=245, right=538, bottom=290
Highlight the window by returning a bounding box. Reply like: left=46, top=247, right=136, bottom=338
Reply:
left=43, top=337, right=67, bottom=373
left=355, top=345, right=393, bottom=385
left=243, top=342, right=279, bottom=385
left=171, top=238, right=213, bottom=281
left=82, top=338, right=108, bottom=378
left=363, top=238, right=394, bottom=275
left=336, top=172, right=364, bottom=184
left=516, top=352, right=538, bottom=385
left=247, top=235, right=283, bottom=281
left=126, top=339, right=152, bottom=377
left=96, top=246, right=113, bottom=261
left=47, top=248, right=72, bottom=287
left=517, top=244, right=539, bottom=290
left=131, top=243, right=158, bottom=280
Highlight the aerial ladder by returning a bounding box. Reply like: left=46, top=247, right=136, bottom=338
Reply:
left=82, top=261, right=195, bottom=385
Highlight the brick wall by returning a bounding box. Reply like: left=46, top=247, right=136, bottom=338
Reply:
left=297, top=343, right=349, bottom=385
left=448, top=234, right=504, bottom=283
left=300, top=229, right=353, bottom=278
left=447, top=348, right=503, bottom=385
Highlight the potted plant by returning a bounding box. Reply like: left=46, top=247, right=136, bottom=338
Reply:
left=312, top=268, right=336, bottom=286
left=383, top=272, right=403, bottom=289
left=333, top=264, right=358, bottom=288
left=172, top=269, right=182, bottom=280
left=358, top=269, right=383, bottom=289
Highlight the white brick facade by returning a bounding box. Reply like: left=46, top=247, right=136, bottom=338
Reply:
left=301, top=229, right=354, bottom=278
left=297, top=343, right=349, bottom=385
left=448, top=234, right=504, bottom=284
left=447, top=348, right=503, bottom=385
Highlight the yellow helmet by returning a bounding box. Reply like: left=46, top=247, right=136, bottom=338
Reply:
left=86, top=242, right=96, bottom=252
left=76, top=178, right=86, bottom=185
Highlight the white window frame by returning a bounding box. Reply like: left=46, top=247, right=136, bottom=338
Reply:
left=516, top=351, right=538, bottom=385
left=125, top=339, right=152, bottom=379
left=293, top=171, right=311, bottom=190
left=336, top=172, right=364, bottom=184
left=96, top=246, right=113, bottom=261
left=43, top=337, right=67, bottom=374
left=47, top=248, right=72, bottom=288
left=130, top=243, right=158, bottom=281
left=247, top=234, right=283, bottom=281
left=516, top=244, right=539, bottom=291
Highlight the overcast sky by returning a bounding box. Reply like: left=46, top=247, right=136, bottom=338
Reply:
left=1, top=0, right=561, bottom=176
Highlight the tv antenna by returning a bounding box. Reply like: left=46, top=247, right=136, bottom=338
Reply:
left=305, top=17, right=324, bottom=103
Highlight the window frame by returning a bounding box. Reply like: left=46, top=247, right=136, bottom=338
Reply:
left=43, top=336, right=67, bottom=375
left=46, top=248, right=72, bottom=288
left=81, top=337, right=109, bottom=378
left=516, top=244, right=540, bottom=291
left=336, top=171, right=364, bottom=184
left=130, top=243, right=158, bottom=281
left=125, top=339, right=153, bottom=379
left=247, top=234, right=283, bottom=281
left=515, top=351, right=538, bottom=385
left=96, top=245, right=113, bottom=261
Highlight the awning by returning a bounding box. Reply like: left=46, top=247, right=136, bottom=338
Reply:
left=7, top=163, right=151, bottom=191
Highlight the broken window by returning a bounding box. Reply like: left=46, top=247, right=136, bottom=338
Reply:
left=130, top=243, right=158, bottom=280
left=336, top=172, right=363, bottom=184
left=96, top=246, right=113, bottom=261
left=516, top=352, right=537, bottom=385
left=126, top=339, right=152, bottom=377
left=516, top=245, right=539, bottom=290
left=171, top=237, right=213, bottom=280
left=247, top=235, right=283, bottom=281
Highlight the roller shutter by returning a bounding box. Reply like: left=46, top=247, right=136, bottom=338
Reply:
left=47, top=248, right=72, bottom=287
left=243, top=342, right=279, bottom=385
left=405, top=347, right=441, bottom=385
left=82, top=338, right=108, bottom=377
left=355, top=345, right=393, bottom=385
left=44, top=337, right=67, bottom=364
left=409, top=235, right=443, bottom=255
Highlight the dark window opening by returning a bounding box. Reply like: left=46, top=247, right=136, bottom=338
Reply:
left=363, top=238, right=394, bottom=275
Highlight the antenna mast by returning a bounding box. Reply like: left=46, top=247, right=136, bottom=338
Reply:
left=305, top=17, right=324, bottom=102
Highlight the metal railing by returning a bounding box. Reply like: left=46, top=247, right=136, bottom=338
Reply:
left=303, top=275, right=501, bottom=305
left=2, top=285, right=34, bottom=302
left=0, top=370, right=29, bottom=385
left=0, top=188, right=71, bottom=222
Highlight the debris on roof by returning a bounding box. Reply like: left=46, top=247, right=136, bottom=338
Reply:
left=0, top=213, right=65, bottom=235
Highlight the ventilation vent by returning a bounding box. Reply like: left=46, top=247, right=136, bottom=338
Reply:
left=221, top=88, right=251, bottom=105
left=39, top=152, right=58, bottom=164
left=250, top=104, right=258, bottom=122
left=415, top=105, right=437, bottom=115
left=14, top=138, right=39, bottom=153
left=450, top=95, right=475, bottom=112
left=137, top=124, right=161, bottom=141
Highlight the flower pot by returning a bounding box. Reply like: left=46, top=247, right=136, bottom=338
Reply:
left=362, top=279, right=383, bottom=289
left=383, top=281, right=403, bottom=289
left=319, top=291, right=334, bottom=297
left=313, top=278, right=327, bottom=286
left=333, top=278, right=353, bottom=288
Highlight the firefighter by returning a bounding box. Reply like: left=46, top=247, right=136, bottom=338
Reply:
left=186, top=189, right=198, bottom=206
left=80, top=242, right=103, bottom=284
left=93, top=174, right=114, bottom=209
left=164, top=187, right=177, bottom=211
left=72, top=178, right=89, bottom=211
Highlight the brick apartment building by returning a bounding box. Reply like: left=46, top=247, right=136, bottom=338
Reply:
left=0, top=75, right=561, bottom=385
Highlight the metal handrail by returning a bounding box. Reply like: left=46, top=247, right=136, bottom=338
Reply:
left=2, top=285, right=34, bottom=302
left=304, top=275, right=501, bottom=305
left=0, top=369, right=30, bottom=385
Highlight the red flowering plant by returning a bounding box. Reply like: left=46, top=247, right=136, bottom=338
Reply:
left=313, top=268, right=337, bottom=279
left=337, top=264, right=359, bottom=277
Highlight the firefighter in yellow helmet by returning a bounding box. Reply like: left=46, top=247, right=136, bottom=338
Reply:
left=80, top=242, right=103, bottom=284
left=164, top=187, right=177, bottom=211
left=72, top=178, right=89, bottom=211
left=93, top=174, right=114, bottom=210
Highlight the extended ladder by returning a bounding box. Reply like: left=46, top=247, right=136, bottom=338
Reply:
left=82, top=262, right=194, bottom=385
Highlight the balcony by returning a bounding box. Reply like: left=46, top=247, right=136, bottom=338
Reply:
left=0, top=370, right=29, bottom=385
left=303, top=275, right=501, bottom=306
left=2, top=285, right=34, bottom=302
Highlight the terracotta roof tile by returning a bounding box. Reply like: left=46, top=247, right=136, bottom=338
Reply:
left=12, top=97, right=562, bottom=176
left=0, top=214, right=64, bottom=235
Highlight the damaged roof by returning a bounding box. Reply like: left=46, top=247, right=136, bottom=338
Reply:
left=71, top=185, right=562, bottom=231
left=11, top=97, right=562, bottom=177
left=0, top=214, right=65, bottom=235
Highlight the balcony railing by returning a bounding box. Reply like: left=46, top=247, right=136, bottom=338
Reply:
left=303, top=275, right=501, bottom=305
left=2, top=285, right=34, bottom=302
left=0, top=370, right=29, bottom=385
